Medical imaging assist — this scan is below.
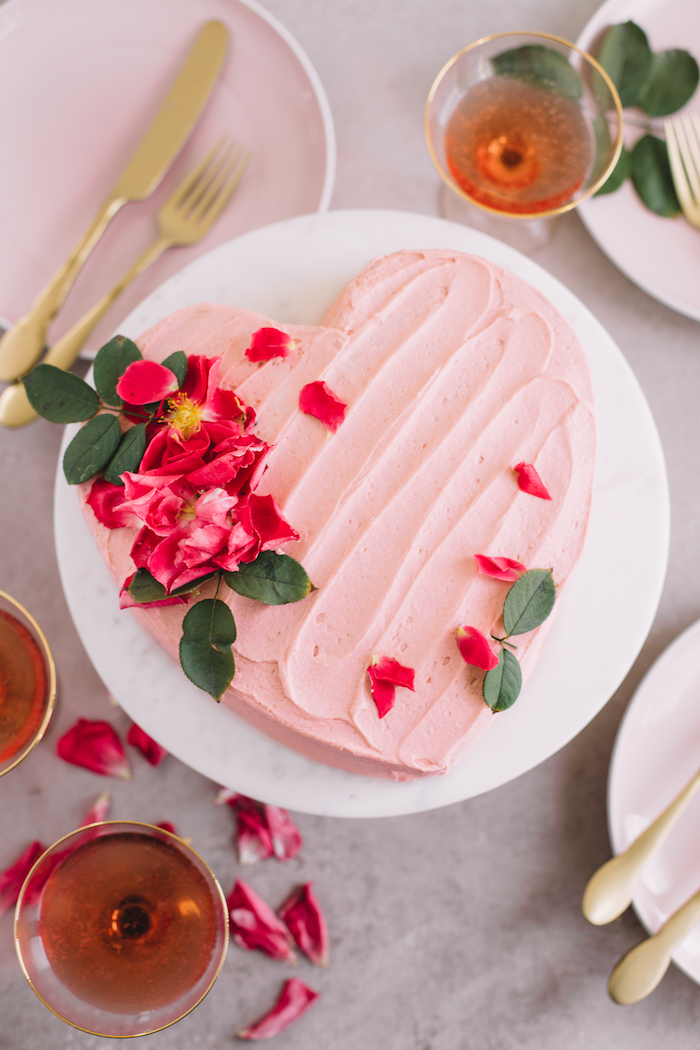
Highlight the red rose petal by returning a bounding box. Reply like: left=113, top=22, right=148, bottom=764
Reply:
left=0, top=841, right=45, bottom=917
left=237, top=978, right=319, bottom=1041
left=299, top=380, right=347, bottom=433
left=245, top=327, right=295, bottom=362
left=278, top=883, right=329, bottom=967
left=474, top=554, right=527, bottom=582
left=81, top=791, right=111, bottom=826
left=367, top=655, right=415, bottom=718
left=127, top=723, right=168, bottom=766
left=513, top=462, right=552, bottom=500
left=116, top=359, right=179, bottom=405
left=264, top=805, right=303, bottom=861
left=155, top=821, right=178, bottom=835
left=227, top=879, right=297, bottom=964
left=456, top=627, right=499, bottom=671
left=368, top=675, right=395, bottom=718
left=86, top=477, right=132, bottom=529
left=235, top=804, right=275, bottom=866
left=56, top=719, right=131, bottom=780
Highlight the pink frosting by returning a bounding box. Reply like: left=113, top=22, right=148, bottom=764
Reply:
left=79, top=250, right=595, bottom=780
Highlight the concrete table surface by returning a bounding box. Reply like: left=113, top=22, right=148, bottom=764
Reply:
left=2, top=0, right=700, bottom=1046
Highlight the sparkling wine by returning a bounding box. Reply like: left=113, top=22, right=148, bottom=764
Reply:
left=37, top=832, right=220, bottom=1014
left=0, top=609, right=49, bottom=764
left=444, top=76, right=592, bottom=214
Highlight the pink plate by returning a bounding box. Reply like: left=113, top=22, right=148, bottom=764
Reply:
left=0, top=0, right=335, bottom=351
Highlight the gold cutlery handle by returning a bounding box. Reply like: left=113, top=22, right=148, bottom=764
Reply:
left=582, top=768, right=700, bottom=926
left=608, top=885, right=700, bottom=1004
left=0, top=195, right=125, bottom=383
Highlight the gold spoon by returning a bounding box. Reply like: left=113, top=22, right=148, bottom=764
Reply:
left=582, top=767, right=700, bottom=926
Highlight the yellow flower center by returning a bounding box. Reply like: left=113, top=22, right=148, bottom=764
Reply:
left=165, top=393, right=204, bottom=439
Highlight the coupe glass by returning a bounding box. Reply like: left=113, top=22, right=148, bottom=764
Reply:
left=15, top=821, right=229, bottom=1037
left=425, top=31, right=623, bottom=252
left=0, top=589, right=55, bottom=776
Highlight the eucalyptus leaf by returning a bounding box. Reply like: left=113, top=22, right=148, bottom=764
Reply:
left=631, top=134, right=681, bottom=217
left=101, top=424, right=147, bottom=486
left=595, top=143, right=630, bottom=195
left=93, top=335, right=142, bottom=407
left=639, top=50, right=700, bottom=117
left=491, top=44, right=582, bottom=101
left=482, top=648, right=522, bottom=712
left=596, top=21, right=653, bottom=108
left=63, top=413, right=121, bottom=484
left=503, top=568, right=556, bottom=637
left=161, top=351, right=188, bottom=388
left=224, top=551, right=313, bottom=605
left=179, top=598, right=236, bottom=700
left=22, top=364, right=100, bottom=423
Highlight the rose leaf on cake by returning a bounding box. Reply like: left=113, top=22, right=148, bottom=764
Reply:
left=101, top=423, right=147, bottom=487
left=278, top=883, right=329, bottom=967
left=482, top=648, right=523, bottom=712
left=502, top=568, right=556, bottom=636
left=22, top=363, right=101, bottom=422
left=62, top=414, right=122, bottom=484
left=299, top=379, right=347, bottom=433
left=455, top=626, right=500, bottom=671
left=236, top=978, right=319, bottom=1040
left=179, top=596, right=237, bottom=701
left=245, top=326, right=295, bottom=362
left=225, top=550, right=313, bottom=605
left=513, top=461, right=552, bottom=500
left=227, top=879, right=297, bottom=963
left=367, top=655, right=415, bottom=718
left=93, top=335, right=143, bottom=407
left=474, top=554, right=526, bottom=582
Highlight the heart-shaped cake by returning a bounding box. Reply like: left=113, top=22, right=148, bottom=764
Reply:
left=79, top=249, right=595, bottom=780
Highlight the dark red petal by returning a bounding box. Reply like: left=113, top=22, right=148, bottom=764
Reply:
left=236, top=978, right=319, bottom=1040
left=369, top=655, right=415, bottom=690
left=155, top=821, right=178, bottom=835
left=86, top=477, right=132, bottom=529
left=278, top=883, right=329, bottom=967
left=241, top=493, right=300, bottom=547
left=116, top=360, right=179, bottom=405
left=474, top=554, right=527, bottom=582
left=299, top=380, right=347, bottom=433
left=227, top=879, right=297, bottom=964
left=263, top=805, right=303, bottom=861
left=245, top=327, right=294, bottom=362
left=0, top=841, right=45, bottom=917
left=80, top=791, right=111, bottom=826
left=56, top=719, right=131, bottom=780
left=513, top=462, right=552, bottom=500
left=456, top=627, right=499, bottom=671
left=126, top=723, right=168, bottom=766
left=367, top=673, right=396, bottom=718
left=236, top=807, right=275, bottom=866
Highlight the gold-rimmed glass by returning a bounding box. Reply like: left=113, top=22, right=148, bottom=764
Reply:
left=15, top=821, right=229, bottom=1038
left=425, top=31, right=624, bottom=252
left=0, top=589, right=55, bottom=776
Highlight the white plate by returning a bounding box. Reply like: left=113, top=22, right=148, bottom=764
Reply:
left=0, top=0, right=334, bottom=350
left=54, top=209, right=669, bottom=818
left=577, top=0, right=700, bottom=322
left=609, top=618, right=700, bottom=986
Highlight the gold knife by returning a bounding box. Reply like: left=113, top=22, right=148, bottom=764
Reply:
left=0, top=20, right=228, bottom=383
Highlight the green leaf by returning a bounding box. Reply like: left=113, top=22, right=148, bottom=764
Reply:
left=127, top=568, right=167, bottom=603
left=491, top=44, right=582, bottom=101
left=171, top=572, right=217, bottom=597
left=93, top=335, right=142, bottom=407
left=161, top=351, right=188, bottom=388
left=62, top=413, right=121, bottom=484
left=101, top=424, right=147, bottom=486
left=179, top=598, right=236, bottom=700
left=22, top=364, right=100, bottom=423
left=631, top=134, right=681, bottom=217
left=224, top=551, right=314, bottom=605
left=595, top=143, right=630, bottom=195
left=503, top=568, right=556, bottom=637
left=596, top=21, right=653, bottom=108
left=639, top=50, right=700, bottom=117
left=483, top=648, right=522, bottom=712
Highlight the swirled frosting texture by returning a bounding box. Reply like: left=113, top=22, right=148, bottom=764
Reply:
left=81, top=250, right=595, bottom=780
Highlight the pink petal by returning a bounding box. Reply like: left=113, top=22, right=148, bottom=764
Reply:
left=264, top=805, right=303, bottom=861
left=235, top=803, right=275, bottom=866
left=513, top=462, right=552, bottom=500
left=86, top=478, right=133, bottom=529
left=237, top=978, right=319, bottom=1040
left=81, top=791, right=111, bottom=826
left=368, top=675, right=395, bottom=718
left=474, top=554, right=527, bottom=582
left=456, top=627, right=499, bottom=671
left=0, top=841, right=45, bottom=917
left=155, top=821, right=178, bottom=835
left=126, top=723, right=168, bottom=766
left=245, top=327, right=295, bottom=362
left=116, top=360, right=179, bottom=405
left=299, top=380, right=347, bottom=433
left=278, top=883, right=329, bottom=967
left=367, top=656, right=415, bottom=719
left=227, top=879, right=297, bottom=963
left=56, top=719, right=131, bottom=780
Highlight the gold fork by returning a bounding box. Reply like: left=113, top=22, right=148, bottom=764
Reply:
left=0, top=139, right=250, bottom=428
left=665, top=114, right=700, bottom=227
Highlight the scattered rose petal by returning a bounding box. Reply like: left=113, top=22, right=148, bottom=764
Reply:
left=264, top=805, right=303, bottom=861
left=56, top=719, right=131, bottom=780
left=367, top=655, right=415, bottom=718
left=127, top=723, right=168, bottom=766
left=0, top=841, right=45, bottom=917
left=116, top=359, right=179, bottom=405
left=156, top=821, right=177, bottom=835
left=278, top=883, right=329, bottom=967
left=474, top=554, right=527, bottom=582
left=513, top=462, right=552, bottom=500
left=456, top=627, right=499, bottom=671
left=235, top=800, right=275, bottom=866
left=227, top=879, right=297, bottom=963
left=214, top=786, right=238, bottom=806
left=299, top=380, right=347, bottom=433
left=237, top=978, right=319, bottom=1040
left=245, top=327, right=295, bottom=362
left=81, top=791, right=111, bottom=826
